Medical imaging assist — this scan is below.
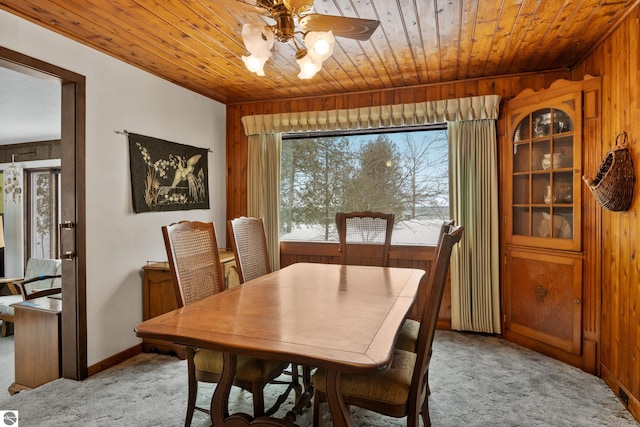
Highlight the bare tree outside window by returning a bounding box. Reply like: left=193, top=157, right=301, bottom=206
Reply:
left=280, top=127, right=449, bottom=245
left=28, top=169, right=60, bottom=260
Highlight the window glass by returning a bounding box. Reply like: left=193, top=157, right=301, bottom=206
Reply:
left=280, top=127, right=449, bottom=245
left=27, top=169, right=60, bottom=259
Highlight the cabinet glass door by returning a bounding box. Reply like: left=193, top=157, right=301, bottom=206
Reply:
left=511, top=108, right=575, bottom=243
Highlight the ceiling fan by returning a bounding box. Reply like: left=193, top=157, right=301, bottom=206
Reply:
left=219, top=0, right=380, bottom=78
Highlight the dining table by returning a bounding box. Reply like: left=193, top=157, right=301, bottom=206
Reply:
left=134, top=262, right=425, bottom=427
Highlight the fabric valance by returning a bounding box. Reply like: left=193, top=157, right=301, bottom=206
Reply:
left=241, top=95, right=501, bottom=135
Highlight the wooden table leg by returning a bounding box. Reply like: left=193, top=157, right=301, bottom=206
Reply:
left=325, top=370, right=350, bottom=427
left=210, top=352, right=235, bottom=426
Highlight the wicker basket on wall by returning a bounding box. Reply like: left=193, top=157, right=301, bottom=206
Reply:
left=582, top=131, right=635, bottom=212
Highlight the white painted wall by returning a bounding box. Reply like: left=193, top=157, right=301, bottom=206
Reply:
left=0, top=10, right=227, bottom=365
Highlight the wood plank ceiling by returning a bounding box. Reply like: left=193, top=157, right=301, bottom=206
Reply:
left=0, top=0, right=637, bottom=105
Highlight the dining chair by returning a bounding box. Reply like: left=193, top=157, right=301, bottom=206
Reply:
left=335, top=211, right=395, bottom=266
left=227, top=216, right=307, bottom=405
left=312, top=225, right=464, bottom=427
left=162, top=220, right=291, bottom=426
left=396, top=219, right=455, bottom=353
left=227, top=216, right=271, bottom=283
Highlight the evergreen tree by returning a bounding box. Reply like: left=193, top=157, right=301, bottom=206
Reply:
left=343, top=135, right=405, bottom=220
left=281, top=136, right=354, bottom=240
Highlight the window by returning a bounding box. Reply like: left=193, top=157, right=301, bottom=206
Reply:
left=280, top=126, right=449, bottom=245
left=25, top=168, right=61, bottom=259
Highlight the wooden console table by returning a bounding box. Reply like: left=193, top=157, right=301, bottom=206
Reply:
left=141, top=249, right=238, bottom=358
left=9, top=296, right=62, bottom=395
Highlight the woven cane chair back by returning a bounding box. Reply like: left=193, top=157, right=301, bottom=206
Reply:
left=335, top=211, right=394, bottom=266
left=162, top=221, right=225, bottom=307
left=228, top=216, right=271, bottom=284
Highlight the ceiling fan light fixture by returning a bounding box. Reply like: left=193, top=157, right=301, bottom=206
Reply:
left=242, top=54, right=269, bottom=76
left=304, top=30, right=335, bottom=62
left=241, top=23, right=274, bottom=75
left=295, top=49, right=322, bottom=79
left=236, top=0, right=380, bottom=80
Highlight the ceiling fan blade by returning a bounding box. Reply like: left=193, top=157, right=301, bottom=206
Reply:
left=214, top=0, right=271, bottom=17
left=299, top=14, right=380, bottom=41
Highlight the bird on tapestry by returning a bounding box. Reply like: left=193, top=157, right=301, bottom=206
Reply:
left=171, top=154, right=202, bottom=188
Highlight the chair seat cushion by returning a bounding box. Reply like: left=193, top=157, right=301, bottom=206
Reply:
left=395, top=318, right=420, bottom=352
left=194, top=349, right=285, bottom=382
left=312, top=349, right=416, bottom=406
left=0, top=295, right=22, bottom=316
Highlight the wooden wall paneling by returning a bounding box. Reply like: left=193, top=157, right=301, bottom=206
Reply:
left=616, top=17, right=632, bottom=391
left=516, top=73, right=547, bottom=93
left=628, top=7, right=640, bottom=402
left=285, top=98, right=299, bottom=116
left=225, top=104, right=238, bottom=233
left=425, top=84, right=442, bottom=102
left=544, top=71, right=573, bottom=87
left=395, top=87, right=415, bottom=105
left=372, top=91, right=386, bottom=107
left=226, top=104, right=246, bottom=230
left=609, top=23, right=626, bottom=387
left=493, top=76, right=513, bottom=101
left=581, top=78, right=603, bottom=375
left=603, top=31, right=620, bottom=381
left=0, top=140, right=61, bottom=162
left=452, top=81, right=467, bottom=99
left=357, top=91, right=375, bottom=108
left=461, top=80, right=479, bottom=99
left=476, top=78, right=496, bottom=98
left=618, top=11, right=638, bottom=398
left=576, top=36, right=613, bottom=374
left=573, top=5, right=640, bottom=419
left=410, top=86, right=428, bottom=105
left=581, top=14, right=611, bottom=375
left=328, top=94, right=341, bottom=111
left=369, top=90, right=388, bottom=108
left=439, top=82, right=457, bottom=100
left=277, top=99, right=291, bottom=116
left=321, top=96, right=336, bottom=111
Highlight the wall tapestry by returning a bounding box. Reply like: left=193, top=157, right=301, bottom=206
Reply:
left=128, top=132, right=209, bottom=213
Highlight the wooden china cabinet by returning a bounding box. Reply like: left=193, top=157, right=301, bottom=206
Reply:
left=502, top=77, right=601, bottom=374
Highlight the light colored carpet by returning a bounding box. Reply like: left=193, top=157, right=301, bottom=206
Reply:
left=0, top=330, right=637, bottom=426
left=0, top=330, right=14, bottom=399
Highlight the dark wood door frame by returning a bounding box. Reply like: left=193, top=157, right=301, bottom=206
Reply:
left=0, top=45, right=87, bottom=380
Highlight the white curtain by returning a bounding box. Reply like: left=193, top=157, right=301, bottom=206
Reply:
left=242, top=96, right=501, bottom=329
left=449, top=120, right=501, bottom=333
left=246, top=133, right=281, bottom=271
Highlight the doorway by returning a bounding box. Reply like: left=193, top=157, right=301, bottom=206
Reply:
left=0, top=46, right=87, bottom=381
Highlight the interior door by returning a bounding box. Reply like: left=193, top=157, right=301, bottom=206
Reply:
left=0, top=46, right=87, bottom=380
